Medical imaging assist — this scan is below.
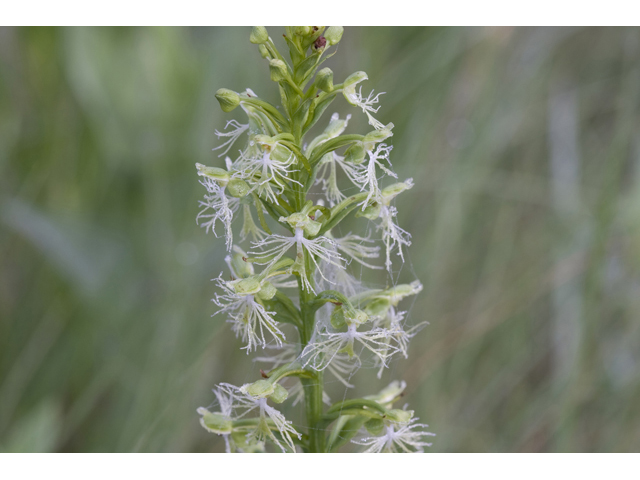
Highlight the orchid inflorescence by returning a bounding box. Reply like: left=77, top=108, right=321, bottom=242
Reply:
left=196, top=26, right=434, bottom=453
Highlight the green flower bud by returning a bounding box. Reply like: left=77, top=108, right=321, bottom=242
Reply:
left=258, top=44, right=269, bottom=59
left=269, top=383, right=289, bottom=404
left=324, top=26, right=344, bottom=46
left=245, top=379, right=275, bottom=398
left=365, top=418, right=385, bottom=435
left=215, top=88, right=240, bottom=112
left=250, top=26, right=269, bottom=45
left=195, top=163, right=230, bottom=186
left=386, top=409, right=414, bottom=424
left=315, top=68, right=334, bottom=93
left=294, top=26, right=311, bottom=36
left=269, top=59, right=288, bottom=82
left=197, top=407, right=232, bottom=434
left=227, top=178, right=250, bottom=198
left=256, top=281, right=276, bottom=301
left=344, top=142, right=366, bottom=164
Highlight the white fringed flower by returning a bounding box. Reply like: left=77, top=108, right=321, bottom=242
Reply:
left=250, top=228, right=344, bottom=294
left=196, top=387, right=235, bottom=452
left=349, top=87, right=386, bottom=130
left=239, top=203, right=266, bottom=242
left=255, top=343, right=357, bottom=390
left=213, top=119, right=250, bottom=157
left=355, top=143, right=397, bottom=211
left=216, top=382, right=301, bottom=453
left=370, top=179, right=414, bottom=271
left=352, top=418, right=435, bottom=453
left=302, top=321, right=400, bottom=372
left=213, top=275, right=285, bottom=353
left=235, top=146, right=301, bottom=204
left=378, top=205, right=410, bottom=272
left=371, top=308, right=427, bottom=379
left=196, top=176, right=239, bottom=252
left=316, top=151, right=365, bottom=206
left=333, top=232, right=382, bottom=270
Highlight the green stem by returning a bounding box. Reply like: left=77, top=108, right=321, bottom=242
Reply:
left=301, top=374, right=325, bottom=452
left=298, top=273, right=326, bottom=452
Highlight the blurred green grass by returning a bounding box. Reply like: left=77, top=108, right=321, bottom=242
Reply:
left=1, top=26, right=640, bottom=452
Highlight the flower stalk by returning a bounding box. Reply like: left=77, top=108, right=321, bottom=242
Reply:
left=195, top=26, right=433, bottom=453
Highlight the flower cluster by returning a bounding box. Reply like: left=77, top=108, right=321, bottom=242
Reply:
left=195, top=26, right=433, bottom=453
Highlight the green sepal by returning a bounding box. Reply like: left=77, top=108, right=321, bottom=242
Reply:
left=245, top=379, right=275, bottom=398
left=364, top=418, right=385, bottom=435
left=386, top=409, right=414, bottom=424
left=256, top=281, right=277, bottom=301
left=269, top=383, right=289, bottom=404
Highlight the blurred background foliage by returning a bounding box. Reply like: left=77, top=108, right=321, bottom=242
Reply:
left=1, top=26, right=640, bottom=452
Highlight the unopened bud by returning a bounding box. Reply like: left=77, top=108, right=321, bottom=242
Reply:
left=258, top=44, right=269, bottom=59
left=324, top=26, right=344, bottom=46
left=294, top=26, right=311, bottom=36
left=250, top=26, right=269, bottom=44
left=269, top=59, right=288, bottom=82
left=314, top=36, right=327, bottom=51
left=315, top=68, right=334, bottom=93
left=215, top=88, right=240, bottom=112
